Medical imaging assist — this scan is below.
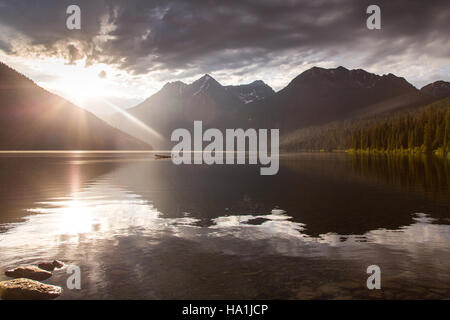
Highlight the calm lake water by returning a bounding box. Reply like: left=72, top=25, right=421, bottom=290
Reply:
left=0, top=152, right=449, bottom=299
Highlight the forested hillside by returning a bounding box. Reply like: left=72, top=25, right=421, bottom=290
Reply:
left=281, top=98, right=450, bottom=155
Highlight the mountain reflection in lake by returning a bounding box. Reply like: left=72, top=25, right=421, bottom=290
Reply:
left=0, top=153, right=449, bottom=299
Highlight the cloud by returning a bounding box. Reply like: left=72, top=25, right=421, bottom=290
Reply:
left=0, top=0, right=448, bottom=89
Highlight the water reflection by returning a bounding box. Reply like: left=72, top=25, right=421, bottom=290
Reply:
left=0, top=153, right=449, bottom=299
left=350, top=154, right=450, bottom=203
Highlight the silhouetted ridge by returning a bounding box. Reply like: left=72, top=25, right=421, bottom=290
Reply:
left=243, top=66, right=431, bottom=133
left=421, top=81, right=450, bottom=99
left=0, top=62, right=150, bottom=150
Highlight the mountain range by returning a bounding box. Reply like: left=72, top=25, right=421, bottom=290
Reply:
left=243, top=66, right=438, bottom=131
left=1, top=61, right=448, bottom=151
left=109, top=66, right=449, bottom=149
left=108, top=74, right=276, bottom=148
left=0, top=62, right=149, bottom=150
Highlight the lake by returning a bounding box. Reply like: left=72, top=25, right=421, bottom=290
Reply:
left=0, top=152, right=449, bottom=299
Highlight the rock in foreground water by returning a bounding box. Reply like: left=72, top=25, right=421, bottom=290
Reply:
left=0, top=278, right=62, bottom=300
left=52, top=260, right=65, bottom=269
left=38, top=262, right=55, bottom=272
left=5, top=266, right=52, bottom=281
left=37, top=260, right=64, bottom=272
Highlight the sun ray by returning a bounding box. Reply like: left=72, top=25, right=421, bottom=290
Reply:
left=98, top=97, right=164, bottom=141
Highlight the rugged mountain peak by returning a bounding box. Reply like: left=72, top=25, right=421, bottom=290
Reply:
left=160, top=80, right=188, bottom=96
left=300, top=66, right=371, bottom=79
left=248, top=80, right=270, bottom=87
left=378, top=73, right=416, bottom=90
left=224, top=80, right=275, bottom=104
left=420, top=80, right=450, bottom=99
left=190, top=74, right=223, bottom=96
left=192, top=74, right=221, bottom=86
left=162, top=80, right=187, bottom=89
left=289, top=66, right=415, bottom=92
left=165, top=80, right=187, bottom=86
left=330, top=66, right=350, bottom=74
left=301, top=66, right=326, bottom=76
left=201, top=74, right=213, bottom=81
left=296, top=66, right=346, bottom=79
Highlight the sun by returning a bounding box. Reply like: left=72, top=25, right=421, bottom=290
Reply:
left=61, top=74, right=104, bottom=103
left=34, top=58, right=110, bottom=106
left=52, top=66, right=108, bottom=105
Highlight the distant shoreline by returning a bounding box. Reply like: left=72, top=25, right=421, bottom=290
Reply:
left=0, top=150, right=448, bottom=161
left=0, top=150, right=156, bottom=153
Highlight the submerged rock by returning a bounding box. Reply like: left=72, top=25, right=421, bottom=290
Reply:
left=52, top=260, right=65, bottom=269
left=0, top=278, right=62, bottom=300
left=38, top=262, right=55, bottom=272
left=5, top=266, right=52, bottom=281
left=38, top=260, right=64, bottom=272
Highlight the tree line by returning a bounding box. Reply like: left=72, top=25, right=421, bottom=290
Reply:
left=281, top=98, right=450, bottom=155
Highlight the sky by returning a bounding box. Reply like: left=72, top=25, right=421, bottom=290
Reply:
left=0, top=0, right=449, bottom=117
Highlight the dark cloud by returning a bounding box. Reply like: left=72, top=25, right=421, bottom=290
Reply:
left=0, top=0, right=448, bottom=78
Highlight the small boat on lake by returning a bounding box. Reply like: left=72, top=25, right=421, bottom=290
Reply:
left=154, top=154, right=172, bottom=160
